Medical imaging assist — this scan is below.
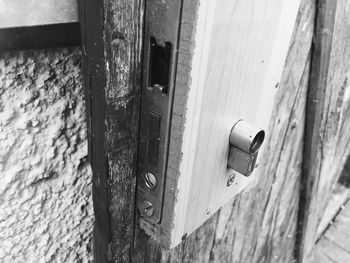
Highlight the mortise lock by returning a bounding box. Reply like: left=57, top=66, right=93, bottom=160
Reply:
left=227, top=120, right=265, bottom=177
left=137, top=37, right=174, bottom=223
left=137, top=0, right=182, bottom=224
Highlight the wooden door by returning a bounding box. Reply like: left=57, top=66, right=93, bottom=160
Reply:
left=79, top=0, right=350, bottom=262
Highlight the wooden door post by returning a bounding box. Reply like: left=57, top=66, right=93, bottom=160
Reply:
left=297, top=0, right=346, bottom=262
left=79, top=0, right=143, bottom=261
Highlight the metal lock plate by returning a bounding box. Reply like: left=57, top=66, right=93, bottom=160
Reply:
left=137, top=0, right=183, bottom=223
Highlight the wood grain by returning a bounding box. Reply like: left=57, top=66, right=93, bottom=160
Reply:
left=104, top=0, right=144, bottom=262
left=79, top=0, right=350, bottom=261
left=316, top=184, right=350, bottom=239
left=79, top=0, right=110, bottom=261
left=170, top=0, right=301, bottom=247
left=298, top=0, right=350, bottom=261
left=313, top=199, right=350, bottom=263
left=298, top=0, right=338, bottom=261
left=80, top=0, right=143, bottom=262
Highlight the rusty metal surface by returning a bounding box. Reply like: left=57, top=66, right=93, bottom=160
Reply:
left=0, top=0, right=78, bottom=28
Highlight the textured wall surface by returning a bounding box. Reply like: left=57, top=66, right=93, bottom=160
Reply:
left=0, top=48, right=93, bottom=262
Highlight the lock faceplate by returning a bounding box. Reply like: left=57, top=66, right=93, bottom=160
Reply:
left=137, top=0, right=183, bottom=223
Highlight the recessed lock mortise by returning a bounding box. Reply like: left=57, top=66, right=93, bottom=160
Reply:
left=137, top=0, right=183, bottom=224
left=137, top=27, right=179, bottom=223
left=137, top=38, right=174, bottom=222
left=149, top=37, right=172, bottom=94
left=227, top=120, right=265, bottom=177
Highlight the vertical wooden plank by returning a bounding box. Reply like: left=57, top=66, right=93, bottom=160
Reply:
left=79, top=0, right=110, bottom=261
left=79, top=0, right=143, bottom=261
left=104, top=1, right=143, bottom=261
left=297, top=0, right=337, bottom=261
left=168, top=0, right=216, bottom=247
left=298, top=0, right=350, bottom=261
left=313, top=0, right=350, bottom=225
left=313, top=200, right=350, bottom=263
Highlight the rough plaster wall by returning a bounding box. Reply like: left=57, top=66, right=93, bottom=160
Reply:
left=0, top=48, right=93, bottom=262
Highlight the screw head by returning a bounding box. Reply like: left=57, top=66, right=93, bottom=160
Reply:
left=144, top=172, right=157, bottom=189
left=227, top=174, right=236, bottom=187
left=140, top=200, right=154, bottom=217
left=154, top=84, right=167, bottom=94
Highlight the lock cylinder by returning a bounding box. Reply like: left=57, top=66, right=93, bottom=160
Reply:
left=228, top=120, right=265, bottom=176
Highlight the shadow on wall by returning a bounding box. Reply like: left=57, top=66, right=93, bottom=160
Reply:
left=0, top=48, right=93, bottom=262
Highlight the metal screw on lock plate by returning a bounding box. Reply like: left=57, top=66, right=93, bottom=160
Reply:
left=139, top=200, right=154, bottom=217
left=227, top=120, right=265, bottom=178
left=153, top=84, right=168, bottom=94
left=144, top=172, right=157, bottom=189
left=227, top=174, right=236, bottom=187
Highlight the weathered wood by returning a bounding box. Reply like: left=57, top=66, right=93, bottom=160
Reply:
left=79, top=0, right=110, bottom=262
left=316, top=184, right=350, bottom=239
left=298, top=0, right=338, bottom=261
left=79, top=0, right=143, bottom=262
left=298, top=0, right=350, bottom=261
left=104, top=1, right=143, bottom=262
left=313, top=199, right=350, bottom=263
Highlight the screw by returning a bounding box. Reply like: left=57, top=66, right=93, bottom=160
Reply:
left=227, top=174, right=236, bottom=187
left=144, top=172, right=157, bottom=189
left=140, top=200, right=154, bottom=217
left=153, top=84, right=168, bottom=94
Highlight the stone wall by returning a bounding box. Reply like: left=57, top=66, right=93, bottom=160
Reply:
left=0, top=48, right=93, bottom=262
